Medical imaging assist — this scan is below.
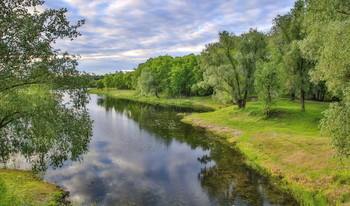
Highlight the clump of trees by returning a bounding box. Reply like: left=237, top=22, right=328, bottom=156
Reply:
left=99, top=54, right=211, bottom=97
left=301, top=0, right=350, bottom=157
left=95, top=0, right=349, bottom=157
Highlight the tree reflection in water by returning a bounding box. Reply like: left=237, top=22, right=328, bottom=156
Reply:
left=98, top=96, right=297, bottom=205
left=0, top=94, right=92, bottom=173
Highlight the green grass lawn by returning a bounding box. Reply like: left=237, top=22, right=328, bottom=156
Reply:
left=89, top=88, right=350, bottom=205
left=0, top=169, right=66, bottom=205
left=184, top=100, right=350, bottom=206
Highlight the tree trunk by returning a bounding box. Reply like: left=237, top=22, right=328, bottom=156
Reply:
left=237, top=99, right=246, bottom=108
left=321, top=92, right=325, bottom=101
left=237, top=100, right=243, bottom=108
left=301, top=89, right=305, bottom=111
left=290, top=93, right=295, bottom=101
left=155, top=91, right=160, bottom=98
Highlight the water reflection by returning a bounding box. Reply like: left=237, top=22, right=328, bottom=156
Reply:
left=0, top=93, right=92, bottom=172
left=43, top=95, right=297, bottom=205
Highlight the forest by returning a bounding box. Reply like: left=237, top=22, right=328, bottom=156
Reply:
left=95, top=0, right=350, bottom=157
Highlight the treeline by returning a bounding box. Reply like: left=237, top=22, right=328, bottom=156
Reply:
left=94, top=0, right=345, bottom=111
left=93, top=0, right=350, bottom=157
left=93, top=54, right=212, bottom=97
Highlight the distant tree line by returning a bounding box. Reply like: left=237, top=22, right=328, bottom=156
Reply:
left=93, top=0, right=350, bottom=157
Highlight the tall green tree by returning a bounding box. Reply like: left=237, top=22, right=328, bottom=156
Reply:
left=301, top=0, right=350, bottom=157
left=113, top=71, right=126, bottom=89
left=271, top=0, right=312, bottom=111
left=137, top=67, right=158, bottom=97
left=169, top=54, right=198, bottom=96
left=148, top=55, right=174, bottom=96
left=123, top=71, right=135, bottom=89
left=0, top=0, right=92, bottom=171
left=199, top=29, right=266, bottom=108
left=135, top=56, right=173, bottom=97
left=255, top=45, right=282, bottom=115
left=103, top=74, right=114, bottom=89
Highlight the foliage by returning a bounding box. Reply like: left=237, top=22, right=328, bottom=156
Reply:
left=0, top=0, right=92, bottom=171
left=270, top=0, right=312, bottom=111
left=199, top=29, right=266, bottom=108
left=102, top=74, right=114, bottom=89
left=321, top=103, right=350, bottom=158
left=300, top=0, right=350, bottom=157
left=169, top=54, right=199, bottom=96
left=96, top=79, right=104, bottom=89
left=137, top=67, right=158, bottom=97
left=255, top=60, right=280, bottom=115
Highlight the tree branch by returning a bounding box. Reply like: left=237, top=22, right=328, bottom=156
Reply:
left=0, top=111, right=20, bottom=129
left=0, top=80, right=49, bottom=93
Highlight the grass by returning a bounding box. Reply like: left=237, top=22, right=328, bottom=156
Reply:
left=183, top=100, right=350, bottom=206
left=89, top=88, right=350, bottom=205
left=0, top=169, right=67, bottom=205
left=88, top=88, right=226, bottom=111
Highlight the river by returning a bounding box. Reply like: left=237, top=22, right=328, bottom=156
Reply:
left=43, top=94, right=297, bottom=206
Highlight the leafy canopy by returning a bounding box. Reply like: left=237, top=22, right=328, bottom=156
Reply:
left=0, top=0, right=92, bottom=171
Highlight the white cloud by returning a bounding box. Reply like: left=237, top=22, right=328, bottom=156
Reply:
left=45, top=0, right=296, bottom=74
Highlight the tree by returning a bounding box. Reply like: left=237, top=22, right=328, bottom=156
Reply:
left=199, top=29, right=266, bottom=108
left=137, top=67, right=158, bottom=97
left=123, top=71, right=135, bottom=89
left=271, top=0, right=313, bottom=111
left=254, top=46, right=281, bottom=115
left=169, top=54, right=198, bottom=96
left=237, top=29, right=267, bottom=107
left=103, top=74, right=114, bottom=89
left=300, top=0, right=350, bottom=157
left=135, top=56, right=174, bottom=97
left=148, top=55, right=174, bottom=96
left=113, top=71, right=126, bottom=89
left=0, top=0, right=92, bottom=171
left=96, top=79, right=104, bottom=89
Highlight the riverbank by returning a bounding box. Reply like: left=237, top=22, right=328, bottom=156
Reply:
left=183, top=101, right=350, bottom=206
left=88, top=88, right=226, bottom=111
left=0, top=169, right=67, bottom=205
left=89, top=88, right=350, bottom=205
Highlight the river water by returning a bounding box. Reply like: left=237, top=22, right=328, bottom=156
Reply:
left=43, top=94, right=297, bottom=206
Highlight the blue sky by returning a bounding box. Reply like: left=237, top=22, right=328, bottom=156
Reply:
left=44, top=0, right=295, bottom=74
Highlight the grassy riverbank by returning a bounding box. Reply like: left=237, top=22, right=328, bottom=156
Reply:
left=183, top=100, right=350, bottom=205
left=88, top=88, right=226, bottom=111
left=0, top=169, right=67, bottom=205
left=89, top=88, right=350, bottom=205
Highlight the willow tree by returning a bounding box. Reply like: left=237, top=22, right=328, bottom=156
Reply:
left=199, top=29, right=266, bottom=108
left=0, top=0, right=92, bottom=171
left=301, top=0, right=350, bottom=157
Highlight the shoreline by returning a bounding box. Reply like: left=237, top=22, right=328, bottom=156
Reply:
left=89, top=88, right=350, bottom=206
left=0, top=168, right=68, bottom=205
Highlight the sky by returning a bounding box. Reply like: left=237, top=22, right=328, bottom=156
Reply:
left=43, top=0, right=296, bottom=74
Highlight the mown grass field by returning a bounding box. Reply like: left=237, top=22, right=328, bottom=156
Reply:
left=89, top=88, right=350, bottom=205
left=0, top=169, right=66, bottom=205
